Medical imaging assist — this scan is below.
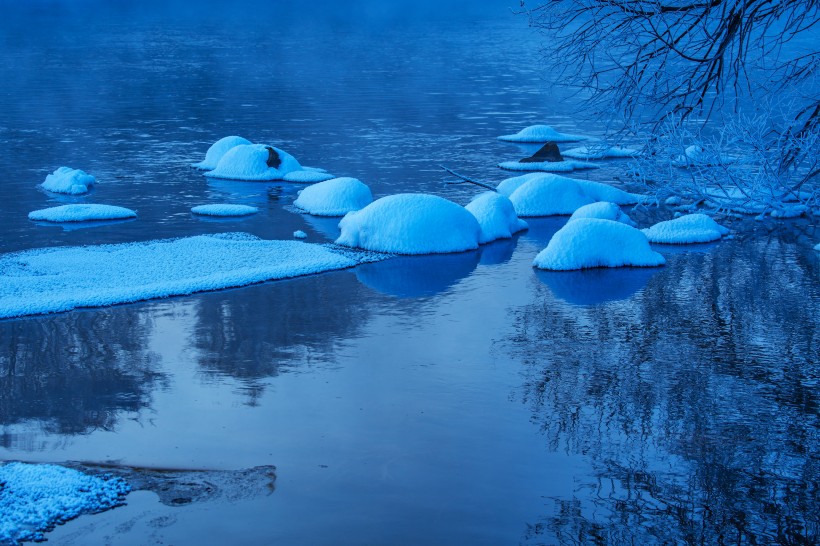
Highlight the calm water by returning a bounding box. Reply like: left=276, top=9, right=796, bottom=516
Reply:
left=1, top=1, right=819, bottom=544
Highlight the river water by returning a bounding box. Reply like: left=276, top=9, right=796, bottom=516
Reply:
left=1, top=1, right=818, bottom=544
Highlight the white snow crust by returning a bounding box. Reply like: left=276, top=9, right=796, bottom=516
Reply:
left=498, top=159, right=599, bottom=172
left=642, top=214, right=730, bottom=244
left=498, top=125, right=589, bottom=143
left=336, top=194, right=482, bottom=255
left=204, top=144, right=302, bottom=181
left=562, top=145, right=640, bottom=160
left=569, top=201, right=636, bottom=227
left=0, top=462, right=129, bottom=545
left=29, top=204, right=137, bottom=222
left=40, top=167, right=96, bottom=195
left=0, top=233, right=362, bottom=319
left=534, top=218, right=666, bottom=271
left=191, top=136, right=252, bottom=170
left=191, top=204, right=258, bottom=217
left=465, top=191, right=528, bottom=244
left=294, top=177, right=373, bottom=216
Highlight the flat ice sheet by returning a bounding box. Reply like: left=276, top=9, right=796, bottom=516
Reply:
left=0, top=233, right=362, bottom=319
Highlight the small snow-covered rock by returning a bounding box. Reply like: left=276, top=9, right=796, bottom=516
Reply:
left=569, top=201, right=636, bottom=227
left=29, top=204, right=136, bottom=222
left=294, top=230, right=308, bottom=239
left=191, top=136, right=252, bottom=170
left=498, top=125, right=589, bottom=143
left=205, top=144, right=302, bottom=181
left=191, top=204, right=258, bottom=217
left=336, top=193, right=481, bottom=255
left=40, top=167, right=96, bottom=195
left=465, top=191, right=528, bottom=244
left=294, top=177, right=373, bottom=216
left=642, top=213, right=729, bottom=244
left=534, top=218, right=665, bottom=271
left=562, top=145, right=640, bottom=160
left=498, top=159, right=599, bottom=172
left=282, top=170, right=335, bottom=183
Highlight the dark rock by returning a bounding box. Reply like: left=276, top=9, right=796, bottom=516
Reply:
left=519, top=142, right=564, bottom=163
left=265, top=146, right=281, bottom=169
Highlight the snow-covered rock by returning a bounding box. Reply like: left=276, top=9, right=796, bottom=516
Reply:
left=533, top=218, right=665, bottom=271
left=465, top=191, right=528, bottom=244
left=569, top=201, right=636, bottom=227
left=204, top=144, right=302, bottom=181
left=506, top=175, right=594, bottom=217
left=191, top=136, right=252, bottom=170
left=294, top=177, right=373, bottom=216
left=498, top=125, right=589, bottom=143
left=498, top=159, right=599, bottom=172
left=29, top=204, right=137, bottom=222
left=642, top=213, right=729, bottom=244
left=336, top=194, right=481, bottom=255
left=282, top=170, right=335, bottom=183
left=191, top=204, right=258, bottom=217
left=40, top=167, right=96, bottom=195
left=562, top=145, right=640, bottom=160
left=0, top=462, right=130, bottom=545
left=497, top=173, right=641, bottom=206
left=293, top=230, right=308, bottom=239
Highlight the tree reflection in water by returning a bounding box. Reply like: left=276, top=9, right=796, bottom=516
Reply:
left=510, top=230, right=819, bottom=545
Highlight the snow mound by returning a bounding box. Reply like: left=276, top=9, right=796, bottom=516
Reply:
left=191, top=136, right=252, bottom=170
left=562, top=145, right=640, bottom=160
left=534, top=218, right=665, bottom=270
left=40, top=167, right=96, bottom=195
left=294, top=177, right=373, bottom=216
left=0, top=462, right=130, bottom=545
left=205, top=144, right=302, bottom=181
left=497, top=173, right=641, bottom=207
left=336, top=194, right=481, bottom=255
left=498, top=125, right=589, bottom=143
left=465, top=191, right=528, bottom=243
left=569, top=201, right=636, bottom=227
left=294, top=230, right=307, bottom=239
left=498, top=159, right=598, bottom=172
left=672, top=145, right=736, bottom=167
left=191, top=204, right=259, bottom=217
left=29, top=204, right=137, bottom=222
left=0, top=233, right=365, bottom=319
left=282, top=170, right=335, bottom=183
left=642, top=214, right=729, bottom=244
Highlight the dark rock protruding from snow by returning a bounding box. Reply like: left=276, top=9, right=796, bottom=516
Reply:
left=520, top=142, right=564, bottom=163
left=265, top=146, right=281, bottom=168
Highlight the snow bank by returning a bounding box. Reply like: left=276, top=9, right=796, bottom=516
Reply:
left=40, top=167, right=96, bottom=195
left=465, top=191, right=528, bottom=243
left=562, top=145, right=639, bottom=160
left=533, top=218, right=665, bottom=270
left=0, top=233, right=363, bottom=319
left=569, top=201, right=636, bottom=227
left=191, top=136, right=252, bottom=170
left=282, top=170, right=335, bottom=183
left=205, top=144, right=302, bottom=181
left=336, top=194, right=481, bottom=255
left=191, top=204, right=258, bottom=217
left=0, top=462, right=129, bottom=545
left=294, top=177, right=373, bottom=216
left=642, top=214, right=729, bottom=244
left=498, top=125, right=589, bottom=143
left=498, top=159, right=599, bottom=172
left=29, top=204, right=137, bottom=222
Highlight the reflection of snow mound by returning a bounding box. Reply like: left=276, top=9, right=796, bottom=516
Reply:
left=40, top=167, right=96, bottom=195
left=294, top=177, right=373, bottom=216
left=191, top=136, right=252, bottom=170
left=562, top=145, right=639, bottom=160
left=498, top=125, right=589, bottom=143
left=498, top=160, right=598, bottom=172
left=282, top=170, right=335, bottom=183
left=569, top=202, right=636, bottom=227
left=672, top=145, right=736, bottom=167
left=191, top=204, right=258, bottom=217
left=355, top=251, right=480, bottom=298
left=0, top=233, right=365, bottom=319
left=465, top=191, right=528, bottom=244
left=642, top=214, right=729, bottom=244
left=336, top=194, right=481, bottom=255
left=205, top=144, right=302, bottom=181
left=536, top=266, right=658, bottom=305
left=0, top=462, right=130, bottom=545
left=29, top=204, right=137, bottom=222
left=534, top=218, right=665, bottom=270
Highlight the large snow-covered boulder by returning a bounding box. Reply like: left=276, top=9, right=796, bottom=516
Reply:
left=465, top=191, right=528, bottom=244
left=29, top=204, right=137, bottom=222
left=498, top=125, right=589, bottom=143
left=642, top=213, right=730, bottom=244
left=533, top=218, right=665, bottom=270
left=191, top=136, right=252, bottom=170
left=40, top=167, right=96, bottom=195
left=569, top=201, right=636, bottom=227
left=336, top=193, right=481, bottom=255
left=294, top=177, right=373, bottom=216
left=204, top=144, right=302, bottom=181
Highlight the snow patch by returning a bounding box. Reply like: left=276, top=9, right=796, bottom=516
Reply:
left=642, top=214, right=729, bottom=244
left=191, top=204, right=259, bottom=217
left=191, top=136, right=252, bottom=170
left=40, top=167, right=96, bottom=195
left=282, top=170, right=335, bottom=183
left=562, top=145, right=640, bottom=160
left=569, top=201, right=636, bottom=227
left=29, top=204, right=137, bottom=222
left=293, top=230, right=308, bottom=239
left=498, top=159, right=599, bottom=172
left=498, top=125, right=589, bottom=143
left=294, top=177, right=373, bottom=216
left=465, top=191, right=528, bottom=244
left=204, top=144, right=302, bottom=181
